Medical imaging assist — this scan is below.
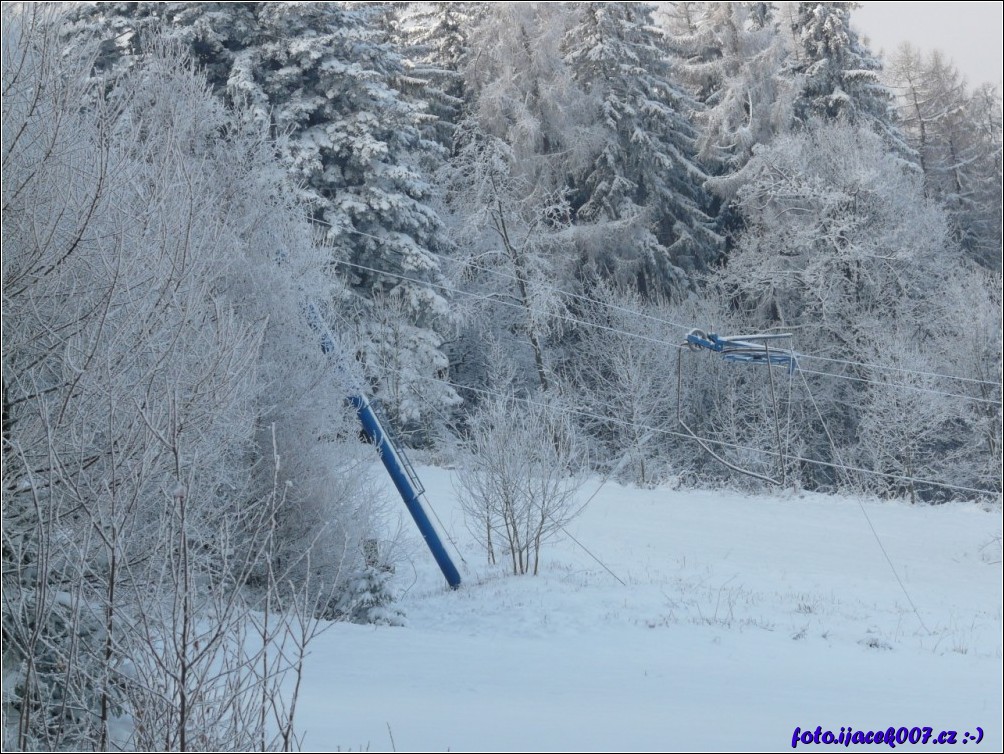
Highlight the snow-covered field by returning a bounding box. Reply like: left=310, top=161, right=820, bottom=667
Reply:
left=297, top=466, right=1002, bottom=752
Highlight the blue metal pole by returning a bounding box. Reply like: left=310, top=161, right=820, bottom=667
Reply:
left=306, top=301, right=461, bottom=589
left=347, top=394, right=462, bottom=589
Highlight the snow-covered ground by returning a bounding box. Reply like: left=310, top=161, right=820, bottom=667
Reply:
left=297, top=466, right=1002, bottom=752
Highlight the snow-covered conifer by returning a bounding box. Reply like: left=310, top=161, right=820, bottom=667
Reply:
left=67, top=1, right=460, bottom=435
left=563, top=2, right=722, bottom=295
left=786, top=2, right=907, bottom=155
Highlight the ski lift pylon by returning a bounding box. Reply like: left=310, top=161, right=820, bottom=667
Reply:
left=677, top=329, right=798, bottom=486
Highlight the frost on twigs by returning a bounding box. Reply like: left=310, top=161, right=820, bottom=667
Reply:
left=455, top=372, right=587, bottom=576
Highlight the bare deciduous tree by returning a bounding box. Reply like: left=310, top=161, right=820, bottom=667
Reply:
left=2, top=8, right=371, bottom=750
left=455, top=378, right=586, bottom=575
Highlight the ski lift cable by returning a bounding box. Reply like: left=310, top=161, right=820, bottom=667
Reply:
left=764, top=337, right=788, bottom=487
left=420, top=490, right=469, bottom=569
left=796, top=352, right=999, bottom=388
left=799, top=367, right=1002, bottom=406
left=784, top=365, right=795, bottom=473
left=444, top=254, right=693, bottom=330
left=429, top=250, right=998, bottom=390
left=447, top=252, right=1000, bottom=389
left=409, top=372, right=999, bottom=499
left=331, top=258, right=999, bottom=407
left=553, top=517, right=627, bottom=586
left=798, top=368, right=932, bottom=635
left=332, top=257, right=683, bottom=351
left=457, top=242, right=1001, bottom=395
left=329, top=219, right=995, bottom=389
left=341, top=222, right=999, bottom=389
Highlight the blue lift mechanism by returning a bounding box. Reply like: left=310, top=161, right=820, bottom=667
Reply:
left=677, top=329, right=798, bottom=486
left=683, top=330, right=798, bottom=375
left=309, top=302, right=461, bottom=590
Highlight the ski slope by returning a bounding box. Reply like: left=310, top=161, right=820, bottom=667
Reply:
left=296, top=466, right=1002, bottom=752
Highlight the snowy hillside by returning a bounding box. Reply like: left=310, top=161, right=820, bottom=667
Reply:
left=296, top=466, right=1002, bottom=751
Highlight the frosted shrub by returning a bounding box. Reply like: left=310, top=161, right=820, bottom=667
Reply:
left=456, top=393, right=587, bottom=575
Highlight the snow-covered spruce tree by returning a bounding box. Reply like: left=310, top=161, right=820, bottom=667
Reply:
left=885, top=45, right=1003, bottom=269
left=3, top=10, right=379, bottom=748
left=718, top=120, right=985, bottom=495
left=65, top=1, right=460, bottom=441
left=562, top=2, right=722, bottom=297
left=386, top=1, right=471, bottom=156
left=232, top=2, right=460, bottom=439
left=785, top=2, right=909, bottom=155
left=333, top=541, right=405, bottom=626
left=62, top=2, right=262, bottom=82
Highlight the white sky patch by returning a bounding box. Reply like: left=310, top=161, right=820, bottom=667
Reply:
left=853, top=1, right=1003, bottom=88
